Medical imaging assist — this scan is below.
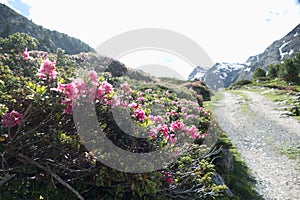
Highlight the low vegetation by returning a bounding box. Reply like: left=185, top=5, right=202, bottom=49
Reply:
left=1, top=33, right=243, bottom=199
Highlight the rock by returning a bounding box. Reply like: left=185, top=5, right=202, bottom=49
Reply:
left=279, top=111, right=292, bottom=118
left=212, top=172, right=234, bottom=197
left=291, top=106, right=300, bottom=116
left=213, top=148, right=234, bottom=172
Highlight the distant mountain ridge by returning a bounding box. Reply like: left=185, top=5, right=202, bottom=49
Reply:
left=0, top=3, right=94, bottom=54
left=189, top=23, right=300, bottom=89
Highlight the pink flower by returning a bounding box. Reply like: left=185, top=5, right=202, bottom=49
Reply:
left=128, top=102, right=138, bottom=109
left=155, top=115, right=163, bottom=124
left=23, top=48, right=32, bottom=60
left=58, top=82, right=78, bottom=100
left=150, top=128, right=156, bottom=139
left=157, top=124, right=169, bottom=137
left=96, top=87, right=104, bottom=100
left=74, top=79, right=87, bottom=96
left=96, top=81, right=113, bottom=100
left=137, top=97, right=145, bottom=102
left=148, top=115, right=155, bottom=121
left=184, top=125, right=200, bottom=139
left=61, top=99, right=73, bottom=114
left=166, top=134, right=177, bottom=144
left=106, top=99, right=112, bottom=106
left=37, top=59, right=57, bottom=80
left=1, top=110, right=23, bottom=128
left=120, top=83, right=132, bottom=95
left=163, top=172, right=173, bottom=185
left=171, top=110, right=178, bottom=116
left=89, top=70, right=98, bottom=84
left=137, top=91, right=143, bottom=97
left=101, top=81, right=113, bottom=93
left=111, top=97, right=121, bottom=108
left=133, top=108, right=145, bottom=122
left=170, top=121, right=183, bottom=132
left=145, top=89, right=152, bottom=93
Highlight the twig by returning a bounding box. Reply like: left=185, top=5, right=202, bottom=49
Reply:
left=16, top=153, right=84, bottom=200
left=0, top=174, right=16, bottom=187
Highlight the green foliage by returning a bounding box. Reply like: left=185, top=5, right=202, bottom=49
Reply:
left=253, top=67, right=266, bottom=80
left=278, top=57, right=300, bottom=83
left=230, top=80, right=252, bottom=89
left=267, top=64, right=280, bottom=79
left=0, top=32, right=39, bottom=53
left=0, top=33, right=229, bottom=199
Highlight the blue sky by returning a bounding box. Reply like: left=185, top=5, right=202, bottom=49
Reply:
left=6, top=0, right=30, bottom=17
left=1, top=0, right=300, bottom=78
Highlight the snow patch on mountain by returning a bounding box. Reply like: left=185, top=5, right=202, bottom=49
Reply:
left=279, top=41, right=291, bottom=60
left=244, top=67, right=251, bottom=72
left=188, top=66, right=208, bottom=80
left=212, top=62, right=245, bottom=80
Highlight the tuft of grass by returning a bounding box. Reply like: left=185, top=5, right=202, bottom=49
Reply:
left=216, top=132, right=263, bottom=200
left=225, top=90, right=255, bottom=115
left=203, top=90, right=223, bottom=111
left=279, top=146, right=300, bottom=160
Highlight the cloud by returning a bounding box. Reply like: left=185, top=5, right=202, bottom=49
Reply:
left=0, top=0, right=9, bottom=4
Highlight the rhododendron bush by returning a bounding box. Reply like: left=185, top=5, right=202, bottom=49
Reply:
left=0, top=33, right=227, bottom=199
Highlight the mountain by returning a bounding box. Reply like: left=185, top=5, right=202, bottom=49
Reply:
left=238, top=23, right=300, bottom=80
left=204, top=62, right=247, bottom=89
left=188, top=66, right=208, bottom=81
left=0, top=3, right=94, bottom=54
left=189, top=23, right=300, bottom=88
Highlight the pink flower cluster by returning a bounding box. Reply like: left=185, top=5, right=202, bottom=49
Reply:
left=37, top=59, right=57, bottom=80
left=148, top=115, right=163, bottom=124
left=163, top=172, right=173, bottom=185
left=23, top=48, right=32, bottom=60
left=1, top=110, right=23, bottom=128
left=133, top=108, right=146, bottom=122
left=119, top=83, right=132, bottom=96
left=96, top=81, right=113, bottom=101
left=184, top=125, right=200, bottom=139
left=55, top=70, right=113, bottom=114
left=170, top=120, right=183, bottom=131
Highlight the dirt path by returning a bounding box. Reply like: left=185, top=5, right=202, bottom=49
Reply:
left=214, top=91, right=300, bottom=200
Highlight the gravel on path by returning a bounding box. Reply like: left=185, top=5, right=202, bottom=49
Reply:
left=214, top=91, right=300, bottom=200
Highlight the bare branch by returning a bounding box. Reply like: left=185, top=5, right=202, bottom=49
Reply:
left=16, top=153, right=85, bottom=200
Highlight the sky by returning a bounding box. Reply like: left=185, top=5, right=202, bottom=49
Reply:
left=1, top=0, right=300, bottom=79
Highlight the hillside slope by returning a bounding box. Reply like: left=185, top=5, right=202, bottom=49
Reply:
left=0, top=3, right=94, bottom=54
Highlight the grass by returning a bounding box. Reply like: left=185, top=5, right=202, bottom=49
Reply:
left=225, top=89, right=256, bottom=115
left=216, top=132, right=263, bottom=200
left=203, top=90, right=223, bottom=111
left=247, top=87, right=300, bottom=121
left=279, top=146, right=300, bottom=160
